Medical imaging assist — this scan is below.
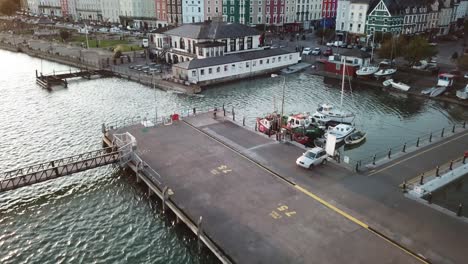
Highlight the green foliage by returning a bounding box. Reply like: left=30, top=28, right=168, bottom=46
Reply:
left=0, top=0, right=19, bottom=16
left=113, top=50, right=122, bottom=59
left=59, top=30, right=71, bottom=42
left=403, top=36, right=438, bottom=66
left=377, top=36, right=407, bottom=59
left=457, top=55, right=468, bottom=71
left=315, top=28, right=334, bottom=42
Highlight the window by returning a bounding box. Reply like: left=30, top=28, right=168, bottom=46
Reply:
left=201, top=69, right=205, bottom=75
left=336, top=64, right=341, bottom=70
left=222, top=39, right=227, bottom=52
left=246, top=62, right=249, bottom=68
left=230, top=16, right=234, bottom=22
left=231, top=64, right=236, bottom=70
left=209, top=68, right=212, bottom=74
left=192, top=70, right=196, bottom=77
left=216, top=67, right=220, bottom=73
left=289, top=54, right=292, bottom=60
left=267, top=59, right=270, bottom=64
left=223, top=7, right=226, bottom=13
left=230, top=38, right=236, bottom=52
left=230, top=7, right=234, bottom=14
left=247, top=37, right=252, bottom=49
left=260, top=59, right=263, bottom=65
left=272, top=57, right=275, bottom=63
left=239, top=38, right=245, bottom=50
left=224, top=65, right=228, bottom=71
left=278, top=56, right=281, bottom=62
left=253, top=61, right=256, bottom=67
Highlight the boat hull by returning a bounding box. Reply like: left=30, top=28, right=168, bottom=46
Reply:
left=430, top=87, right=446, bottom=97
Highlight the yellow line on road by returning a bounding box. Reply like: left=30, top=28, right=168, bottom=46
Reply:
left=368, top=132, right=468, bottom=176
left=184, top=120, right=430, bottom=264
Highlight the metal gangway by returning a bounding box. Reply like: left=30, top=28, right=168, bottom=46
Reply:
left=0, top=147, right=120, bottom=193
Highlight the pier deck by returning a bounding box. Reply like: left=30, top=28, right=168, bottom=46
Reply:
left=109, top=113, right=446, bottom=264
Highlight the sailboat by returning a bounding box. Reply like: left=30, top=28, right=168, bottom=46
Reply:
left=315, top=57, right=355, bottom=124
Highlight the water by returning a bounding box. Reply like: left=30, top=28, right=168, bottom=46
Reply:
left=0, top=49, right=467, bottom=263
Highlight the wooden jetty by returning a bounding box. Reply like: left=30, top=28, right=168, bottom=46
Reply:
left=0, top=147, right=120, bottom=192
left=35, top=69, right=114, bottom=89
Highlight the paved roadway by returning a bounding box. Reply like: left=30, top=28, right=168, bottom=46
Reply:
left=183, top=113, right=468, bottom=264
left=115, top=115, right=420, bottom=264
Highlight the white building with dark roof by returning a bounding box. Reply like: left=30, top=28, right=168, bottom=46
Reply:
left=151, top=20, right=300, bottom=86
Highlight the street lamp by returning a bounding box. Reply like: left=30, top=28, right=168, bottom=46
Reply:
left=271, top=73, right=286, bottom=136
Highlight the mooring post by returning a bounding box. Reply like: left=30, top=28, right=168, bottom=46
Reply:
left=402, top=143, right=406, bottom=153
left=355, top=162, right=359, bottom=172
left=436, top=166, right=440, bottom=177
left=193, top=107, right=196, bottom=115
left=420, top=174, right=424, bottom=185
left=441, top=128, right=445, bottom=137
left=197, top=216, right=203, bottom=252
left=255, top=121, right=258, bottom=131
left=452, top=125, right=456, bottom=133
left=402, top=180, right=407, bottom=193
left=222, top=103, right=225, bottom=113
left=162, top=186, right=168, bottom=214
left=449, top=160, right=453, bottom=170
left=372, top=154, right=376, bottom=165
left=429, top=132, right=432, bottom=143
left=35, top=69, right=38, bottom=78
left=463, top=121, right=466, bottom=129
left=232, top=107, right=235, bottom=121
left=388, top=148, right=392, bottom=159
left=243, top=116, right=245, bottom=126
left=213, top=107, right=217, bottom=119
left=427, top=192, right=433, bottom=204
left=464, top=155, right=467, bottom=164
left=457, top=203, right=463, bottom=217
left=416, top=137, right=420, bottom=147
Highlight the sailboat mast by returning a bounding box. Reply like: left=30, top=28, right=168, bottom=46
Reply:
left=341, top=57, right=346, bottom=107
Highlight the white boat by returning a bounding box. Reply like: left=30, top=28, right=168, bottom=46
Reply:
left=356, top=66, right=379, bottom=76
left=430, top=86, right=446, bottom=97
left=374, top=68, right=397, bottom=77
left=325, top=124, right=355, bottom=142
left=310, top=112, right=330, bottom=129
left=390, top=81, right=410, bottom=91
left=421, top=87, right=436, bottom=95
left=456, top=84, right=468, bottom=99
left=437, top=73, right=454, bottom=87
left=317, top=58, right=356, bottom=124
left=382, top=79, right=393, bottom=87
left=344, top=131, right=366, bottom=145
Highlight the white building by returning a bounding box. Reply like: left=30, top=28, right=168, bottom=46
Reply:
left=75, top=0, right=102, bottom=21
left=119, top=0, right=157, bottom=29
left=183, top=0, right=204, bottom=23
left=26, top=0, right=40, bottom=15
left=38, top=0, right=63, bottom=17
left=438, top=0, right=455, bottom=35
left=296, top=0, right=322, bottom=27
left=335, top=0, right=369, bottom=35
left=285, top=0, right=296, bottom=24
left=456, top=0, right=468, bottom=19
left=151, top=21, right=300, bottom=86
left=100, top=0, right=120, bottom=23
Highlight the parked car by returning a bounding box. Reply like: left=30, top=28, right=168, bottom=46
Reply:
left=333, top=41, right=344, bottom=47
left=311, top=47, right=321, bottom=55
left=346, top=45, right=353, bottom=49
left=302, top=47, right=312, bottom=55
left=323, top=47, right=333, bottom=56
left=326, top=42, right=334, bottom=47
left=296, top=147, right=328, bottom=169
left=360, top=46, right=372, bottom=52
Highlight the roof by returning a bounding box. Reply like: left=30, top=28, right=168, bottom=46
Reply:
left=175, top=49, right=295, bottom=70
left=195, top=41, right=225, bottom=48
left=164, top=21, right=260, bottom=40
left=368, top=0, right=430, bottom=15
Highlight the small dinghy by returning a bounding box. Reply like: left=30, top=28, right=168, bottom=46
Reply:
left=430, top=86, right=446, bottom=97
left=421, top=87, right=436, bottom=95
left=374, top=68, right=397, bottom=77
left=382, top=79, right=393, bottom=87
left=344, top=131, right=367, bottom=145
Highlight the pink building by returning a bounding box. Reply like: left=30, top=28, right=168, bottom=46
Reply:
left=322, top=0, right=337, bottom=19
left=204, top=0, right=222, bottom=21
left=156, top=0, right=167, bottom=22
left=266, top=0, right=285, bottom=25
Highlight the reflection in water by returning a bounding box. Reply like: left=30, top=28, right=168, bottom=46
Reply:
left=0, top=49, right=467, bottom=262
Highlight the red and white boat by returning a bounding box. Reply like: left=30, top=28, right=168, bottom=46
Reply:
left=256, top=114, right=281, bottom=135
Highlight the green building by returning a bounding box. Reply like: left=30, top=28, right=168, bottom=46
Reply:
left=222, top=0, right=251, bottom=24
left=366, top=0, right=404, bottom=35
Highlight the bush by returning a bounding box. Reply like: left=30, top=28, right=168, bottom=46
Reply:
left=113, top=50, right=122, bottom=59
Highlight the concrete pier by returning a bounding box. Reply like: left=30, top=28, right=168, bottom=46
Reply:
left=104, top=111, right=468, bottom=263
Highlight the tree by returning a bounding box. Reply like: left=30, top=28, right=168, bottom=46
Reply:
left=377, top=36, right=407, bottom=59
left=452, top=52, right=459, bottom=61
left=457, top=55, right=468, bottom=71
left=403, top=36, right=438, bottom=66
left=314, top=28, right=334, bottom=43
left=0, top=0, right=19, bottom=16
left=59, top=30, right=71, bottom=42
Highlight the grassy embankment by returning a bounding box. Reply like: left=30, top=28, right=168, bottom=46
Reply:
left=70, top=35, right=143, bottom=52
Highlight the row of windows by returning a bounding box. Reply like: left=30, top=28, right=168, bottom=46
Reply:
left=196, top=54, right=294, bottom=76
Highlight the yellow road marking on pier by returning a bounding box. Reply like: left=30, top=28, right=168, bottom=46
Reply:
left=183, top=120, right=430, bottom=263
left=368, top=132, right=468, bottom=176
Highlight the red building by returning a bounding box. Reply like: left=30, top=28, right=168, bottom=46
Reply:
left=155, top=0, right=167, bottom=23
left=322, top=0, right=337, bottom=19
left=266, top=0, right=285, bottom=25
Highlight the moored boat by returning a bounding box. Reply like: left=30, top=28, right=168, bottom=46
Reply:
left=382, top=79, right=393, bottom=87
left=316, top=103, right=355, bottom=124
left=344, top=131, right=367, bottom=145
left=456, top=84, right=468, bottom=99
left=256, top=113, right=281, bottom=135
left=356, top=66, right=379, bottom=76
left=390, top=81, right=410, bottom=91
left=421, top=87, right=436, bottom=95
left=430, top=86, right=446, bottom=97
left=374, top=68, right=397, bottom=77
left=324, top=124, right=355, bottom=143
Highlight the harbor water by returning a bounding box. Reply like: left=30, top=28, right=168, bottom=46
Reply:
left=0, top=49, right=467, bottom=263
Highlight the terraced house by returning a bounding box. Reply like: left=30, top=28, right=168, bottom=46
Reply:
left=223, top=0, right=251, bottom=24
left=365, top=0, right=404, bottom=35
left=336, top=0, right=370, bottom=36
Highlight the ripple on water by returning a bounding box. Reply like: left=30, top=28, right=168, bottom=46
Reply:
left=0, top=49, right=466, bottom=263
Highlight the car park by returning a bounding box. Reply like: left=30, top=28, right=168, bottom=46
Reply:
left=302, top=47, right=312, bottom=55
left=296, top=147, right=328, bottom=169
left=323, top=48, right=333, bottom=56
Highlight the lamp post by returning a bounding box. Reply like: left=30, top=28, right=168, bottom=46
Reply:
left=271, top=73, right=286, bottom=133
